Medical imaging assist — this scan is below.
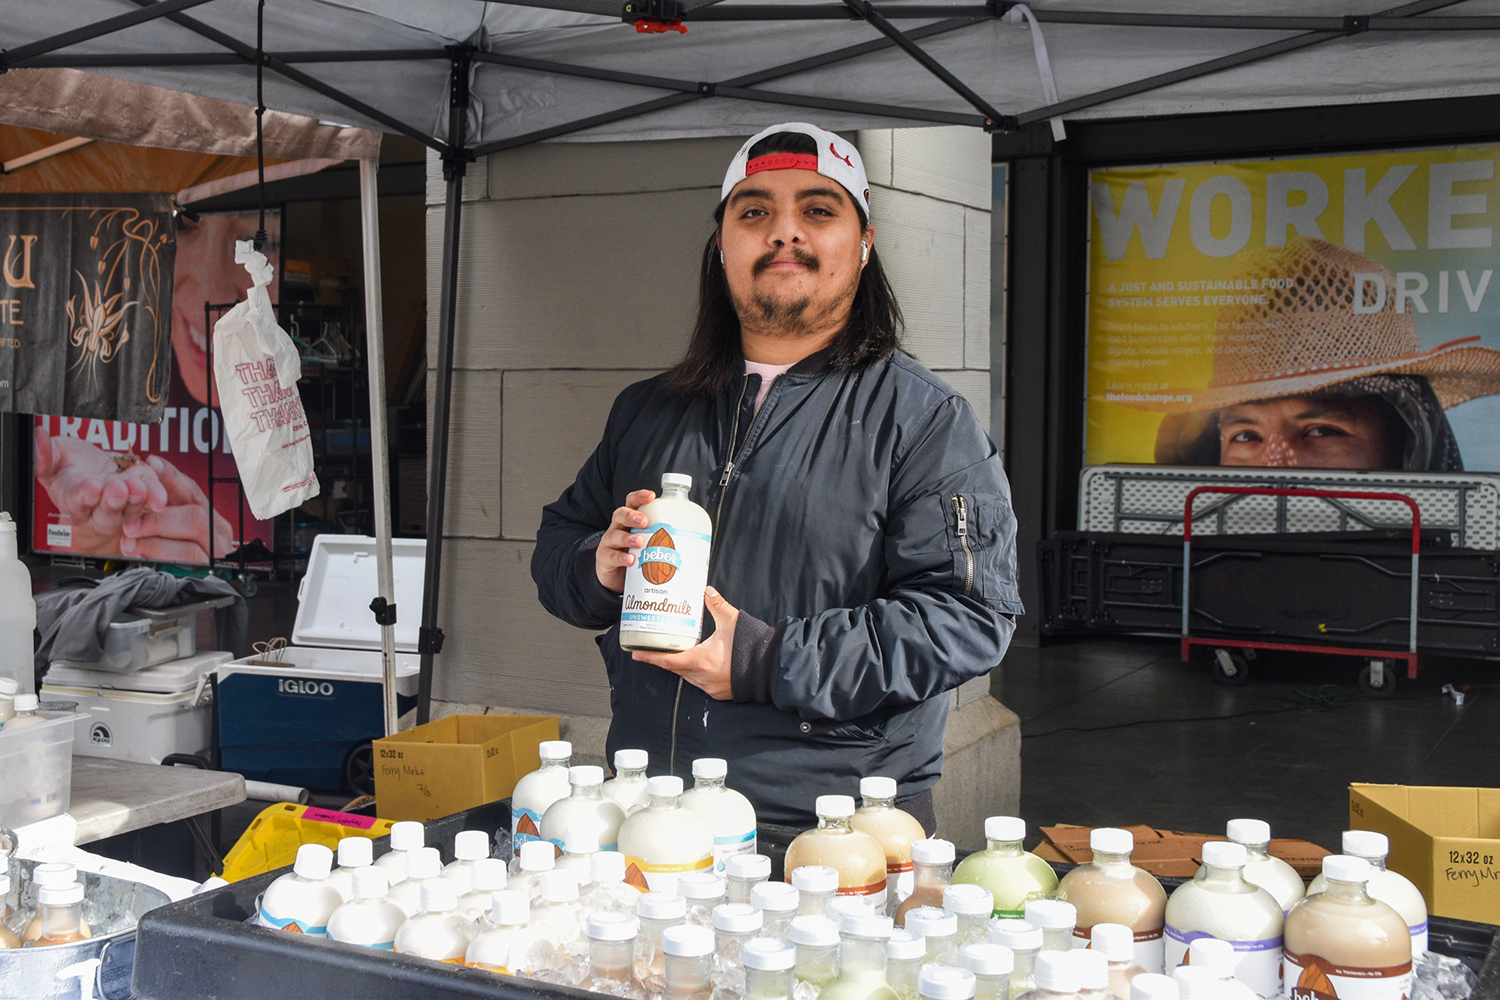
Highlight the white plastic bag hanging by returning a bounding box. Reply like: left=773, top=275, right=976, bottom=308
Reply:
left=211, top=240, right=320, bottom=520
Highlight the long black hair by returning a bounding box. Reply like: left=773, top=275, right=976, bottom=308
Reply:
left=665, top=131, right=903, bottom=399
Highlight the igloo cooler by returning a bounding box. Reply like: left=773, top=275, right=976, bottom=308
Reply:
left=217, top=535, right=423, bottom=793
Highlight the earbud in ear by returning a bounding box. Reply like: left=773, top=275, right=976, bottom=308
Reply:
left=718, top=247, right=724, bottom=265
left=860, top=241, right=869, bottom=263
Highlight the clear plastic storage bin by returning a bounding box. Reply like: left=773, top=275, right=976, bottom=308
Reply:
left=0, top=710, right=86, bottom=826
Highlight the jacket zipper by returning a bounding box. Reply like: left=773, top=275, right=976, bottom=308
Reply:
left=953, top=495, right=974, bottom=597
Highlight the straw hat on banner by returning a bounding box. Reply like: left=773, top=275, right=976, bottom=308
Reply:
left=1135, top=238, right=1500, bottom=470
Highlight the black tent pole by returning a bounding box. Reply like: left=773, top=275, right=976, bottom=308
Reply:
left=417, top=47, right=473, bottom=726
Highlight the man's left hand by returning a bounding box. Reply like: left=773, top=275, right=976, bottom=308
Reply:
left=632, top=587, right=739, bottom=700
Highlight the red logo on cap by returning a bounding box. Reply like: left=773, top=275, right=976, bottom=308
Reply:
left=830, top=143, right=853, bottom=168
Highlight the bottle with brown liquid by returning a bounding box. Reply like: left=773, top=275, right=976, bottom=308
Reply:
left=1283, top=856, right=1411, bottom=1000
left=23, top=883, right=88, bottom=947
left=1055, top=828, right=1166, bottom=974
left=852, top=777, right=927, bottom=912
left=786, top=796, right=890, bottom=908
left=21, top=864, right=92, bottom=943
left=895, top=839, right=955, bottom=925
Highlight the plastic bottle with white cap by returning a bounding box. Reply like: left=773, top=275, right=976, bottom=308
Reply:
left=619, top=472, right=713, bottom=653
left=0, top=676, right=18, bottom=725
left=531, top=869, right=587, bottom=958
left=852, top=776, right=928, bottom=912
left=1056, top=828, right=1167, bottom=973
left=388, top=846, right=444, bottom=917
left=745, top=937, right=800, bottom=1000
left=259, top=843, right=343, bottom=936
left=1075, top=948, right=1118, bottom=1000
left=585, top=910, right=642, bottom=994
left=681, top=756, right=758, bottom=874
left=1185, top=938, right=1257, bottom=1000
left=441, top=829, right=491, bottom=891
left=887, top=927, right=927, bottom=1000
left=20, top=864, right=92, bottom=943
left=713, top=900, right=766, bottom=992
left=920, top=965, right=978, bottom=1000
left=509, top=839, right=558, bottom=902
left=990, top=919, right=1043, bottom=999
left=786, top=795, right=891, bottom=908
left=374, top=820, right=425, bottom=885
left=0, top=512, right=37, bottom=695
left=662, top=924, right=718, bottom=1000
left=905, top=906, right=960, bottom=965
left=457, top=858, right=511, bottom=921
left=896, top=838, right=956, bottom=924
left=22, top=883, right=88, bottom=947
left=819, top=911, right=900, bottom=1000
left=1224, top=820, right=1304, bottom=916
left=1087, top=923, right=1146, bottom=999
left=5, top=693, right=42, bottom=729
left=603, top=749, right=652, bottom=815
left=1162, top=841, right=1282, bottom=996
left=1025, top=900, right=1078, bottom=954
left=0, top=875, right=18, bottom=948
left=791, top=915, right=843, bottom=1000
left=1306, top=831, right=1428, bottom=957
left=1128, top=973, right=1178, bottom=1000
left=1284, top=856, right=1412, bottom=1000
left=946, top=884, right=997, bottom=947
left=728, top=853, right=774, bottom=904
left=636, top=891, right=688, bottom=976
left=582, top=851, right=640, bottom=917
left=616, top=775, right=715, bottom=894
left=1169, top=965, right=1222, bottom=1000
left=394, top=877, right=473, bottom=962
left=755, top=880, right=803, bottom=940
left=1015, top=950, right=1083, bottom=1000
left=791, top=865, right=839, bottom=917
left=327, top=866, right=406, bottom=949
left=542, top=764, right=627, bottom=854
left=952, top=817, right=1059, bottom=919
left=680, top=870, right=728, bottom=925
left=960, top=942, right=1015, bottom=1000
left=467, top=888, right=555, bottom=974
left=511, top=740, right=573, bottom=856
left=328, top=836, right=374, bottom=902
left=556, top=824, right=601, bottom=885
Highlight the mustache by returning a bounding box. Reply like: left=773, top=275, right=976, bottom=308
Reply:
left=752, top=247, right=820, bottom=276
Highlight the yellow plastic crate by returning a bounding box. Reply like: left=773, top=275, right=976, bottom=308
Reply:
left=221, top=803, right=396, bottom=882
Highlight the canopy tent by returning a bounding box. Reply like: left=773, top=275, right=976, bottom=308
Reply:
left=6, top=0, right=1500, bottom=726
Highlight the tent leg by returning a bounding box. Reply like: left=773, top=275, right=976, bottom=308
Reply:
left=358, top=159, right=400, bottom=737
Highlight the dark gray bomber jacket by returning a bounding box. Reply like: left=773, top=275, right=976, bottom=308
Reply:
left=531, top=346, right=1022, bottom=827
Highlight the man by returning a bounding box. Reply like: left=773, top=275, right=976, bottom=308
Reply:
left=532, top=123, right=1021, bottom=829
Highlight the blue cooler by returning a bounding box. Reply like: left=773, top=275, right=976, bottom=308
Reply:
left=217, top=535, right=424, bottom=793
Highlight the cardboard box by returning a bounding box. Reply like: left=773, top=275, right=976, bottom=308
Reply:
left=1040, top=823, right=1329, bottom=881
left=373, top=714, right=559, bottom=822
left=1350, top=783, right=1500, bottom=924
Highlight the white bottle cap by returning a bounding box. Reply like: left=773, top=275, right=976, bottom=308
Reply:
left=1342, top=830, right=1389, bottom=859
left=692, top=758, right=728, bottom=780
left=678, top=871, right=728, bottom=901
left=791, top=865, right=840, bottom=894
left=1088, top=922, right=1134, bottom=961
left=751, top=881, right=801, bottom=914
left=419, top=878, right=459, bottom=913
left=919, top=965, right=977, bottom=1000
left=406, top=847, right=441, bottom=881
left=1075, top=949, right=1110, bottom=990
left=519, top=840, right=557, bottom=873
left=1323, top=855, right=1373, bottom=884
left=905, top=907, right=958, bottom=938
left=492, top=888, right=530, bottom=926
left=637, top=891, right=688, bottom=920
left=742, top=937, right=798, bottom=972
left=337, top=836, right=373, bottom=868
left=1090, top=827, right=1134, bottom=855
left=38, top=883, right=86, bottom=908
left=1172, top=965, right=1222, bottom=999
left=32, top=863, right=78, bottom=887
left=662, top=923, right=716, bottom=958
left=1200, top=841, right=1248, bottom=869
left=910, top=838, right=956, bottom=865
left=569, top=764, right=605, bottom=787
left=453, top=830, right=490, bottom=861
left=959, top=942, right=1014, bottom=977
left=541, top=870, right=579, bottom=902
left=565, top=824, right=600, bottom=855
left=790, top=915, right=842, bottom=948
left=824, top=896, right=874, bottom=923
left=861, top=776, right=898, bottom=799
left=293, top=843, right=334, bottom=881
left=388, top=821, right=425, bottom=852
left=989, top=919, right=1042, bottom=951
left=839, top=911, right=893, bottom=939
left=713, top=902, right=764, bottom=933
left=726, top=854, right=772, bottom=880
left=1023, top=899, right=1076, bottom=931
left=661, top=473, right=693, bottom=490
left=647, top=775, right=684, bottom=798
left=887, top=927, right=928, bottom=961
left=539, top=741, right=572, bottom=760
left=984, top=816, right=1027, bottom=842
left=1034, top=952, right=1081, bottom=994
left=592, top=851, right=627, bottom=884
left=816, top=795, right=857, bottom=819
left=13, top=693, right=38, bottom=712
left=614, top=748, right=648, bottom=770
left=588, top=910, right=640, bottom=942
left=943, top=883, right=994, bottom=917
left=351, top=866, right=390, bottom=900
left=471, top=857, right=509, bottom=892
left=0, top=677, right=18, bottom=696
left=1130, top=973, right=1180, bottom=1000
left=1188, top=937, right=1237, bottom=976
left=1226, top=819, right=1270, bottom=845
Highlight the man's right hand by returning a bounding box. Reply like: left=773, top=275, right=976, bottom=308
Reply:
left=595, top=489, right=656, bottom=594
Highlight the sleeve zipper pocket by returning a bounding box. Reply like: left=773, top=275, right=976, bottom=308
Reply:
left=952, top=495, right=974, bottom=597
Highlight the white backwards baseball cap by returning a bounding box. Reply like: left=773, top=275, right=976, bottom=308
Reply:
left=720, top=122, right=871, bottom=218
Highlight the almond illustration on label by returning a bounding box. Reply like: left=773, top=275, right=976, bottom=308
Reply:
left=641, top=528, right=677, bottom=585
left=282, top=922, right=304, bottom=934
left=515, top=813, right=541, bottom=839
left=624, top=862, right=651, bottom=892
left=1295, top=959, right=1337, bottom=999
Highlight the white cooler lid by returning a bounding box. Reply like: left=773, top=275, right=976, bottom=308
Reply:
left=48, top=650, right=233, bottom=693
left=293, top=535, right=426, bottom=653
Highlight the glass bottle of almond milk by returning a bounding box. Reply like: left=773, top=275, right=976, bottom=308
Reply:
left=786, top=796, right=891, bottom=909
left=1056, top=828, right=1167, bottom=973
left=1284, top=856, right=1411, bottom=1000
left=620, top=474, right=713, bottom=652
left=1306, top=831, right=1428, bottom=958
left=852, top=777, right=927, bottom=912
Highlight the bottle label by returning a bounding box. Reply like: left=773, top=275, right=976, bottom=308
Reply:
left=1166, top=925, right=1284, bottom=997
left=258, top=904, right=327, bottom=937
left=512, top=806, right=545, bottom=855
left=1075, top=925, right=1164, bottom=974
left=1410, top=921, right=1428, bottom=958
left=712, top=830, right=757, bottom=874
left=1283, top=949, right=1412, bottom=1000
left=837, top=878, right=889, bottom=909
left=621, top=523, right=712, bottom=642
left=547, top=836, right=618, bottom=855
left=624, top=855, right=714, bottom=894
left=886, top=862, right=915, bottom=905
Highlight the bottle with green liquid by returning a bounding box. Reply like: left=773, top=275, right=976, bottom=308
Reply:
left=950, top=817, right=1058, bottom=918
